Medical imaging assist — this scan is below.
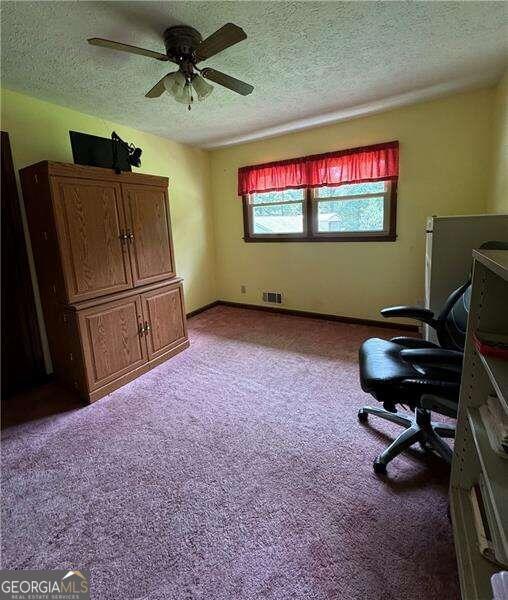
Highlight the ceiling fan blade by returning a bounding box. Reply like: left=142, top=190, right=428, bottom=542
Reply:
left=87, top=37, right=171, bottom=62
left=201, top=68, right=253, bottom=96
left=194, top=23, right=247, bottom=62
left=145, top=75, right=168, bottom=98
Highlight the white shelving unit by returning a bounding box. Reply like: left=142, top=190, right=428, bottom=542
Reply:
left=450, top=250, right=508, bottom=599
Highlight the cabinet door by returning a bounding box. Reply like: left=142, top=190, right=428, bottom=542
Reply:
left=51, top=177, right=133, bottom=302
left=78, top=296, right=147, bottom=390
left=122, top=184, right=175, bottom=287
left=141, top=282, right=187, bottom=360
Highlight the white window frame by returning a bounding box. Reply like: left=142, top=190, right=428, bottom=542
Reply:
left=311, top=181, right=393, bottom=239
left=246, top=190, right=307, bottom=239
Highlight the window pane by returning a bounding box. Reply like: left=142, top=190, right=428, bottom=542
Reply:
left=253, top=203, right=304, bottom=234
left=315, top=181, right=386, bottom=198
left=317, top=197, right=384, bottom=233
left=251, top=188, right=305, bottom=204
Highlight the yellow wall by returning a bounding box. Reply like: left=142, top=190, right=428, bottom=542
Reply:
left=210, top=88, right=494, bottom=322
left=1, top=88, right=217, bottom=314
left=489, top=71, right=508, bottom=213
left=1, top=83, right=502, bottom=338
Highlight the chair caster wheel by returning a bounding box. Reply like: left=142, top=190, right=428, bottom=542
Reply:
left=358, top=410, right=368, bottom=423
left=373, top=460, right=387, bottom=475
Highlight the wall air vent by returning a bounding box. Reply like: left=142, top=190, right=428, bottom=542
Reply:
left=262, top=291, right=283, bottom=304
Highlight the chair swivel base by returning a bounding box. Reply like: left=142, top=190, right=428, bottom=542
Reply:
left=358, top=405, right=455, bottom=474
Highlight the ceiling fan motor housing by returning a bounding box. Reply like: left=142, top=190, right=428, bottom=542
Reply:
left=164, top=26, right=202, bottom=61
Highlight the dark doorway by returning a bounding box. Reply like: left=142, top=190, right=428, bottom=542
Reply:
left=1, top=131, right=46, bottom=398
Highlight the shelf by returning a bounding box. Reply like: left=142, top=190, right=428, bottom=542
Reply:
left=450, top=486, right=499, bottom=599
left=451, top=248, right=508, bottom=599
left=479, top=353, right=508, bottom=414
left=473, top=249, right=508, bottom=282
left=467, top=408, right=508, bottom=560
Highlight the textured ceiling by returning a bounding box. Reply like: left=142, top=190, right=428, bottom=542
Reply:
left=1, top=1, right=507, bottom=147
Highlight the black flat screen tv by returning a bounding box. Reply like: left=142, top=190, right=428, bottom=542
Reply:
left=69, top=131, right=131, bottom=171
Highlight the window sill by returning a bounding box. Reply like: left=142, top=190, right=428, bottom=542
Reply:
left=243, top=234, right=397, bottom=243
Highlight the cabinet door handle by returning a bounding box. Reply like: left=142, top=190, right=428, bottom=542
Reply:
left=144, top=321, right=151, bottom=335
left=119, top=231, right=128, bottom=243
left=139, top=323, right=146, bottom=337
left=127, top=231, right=134, bottom=243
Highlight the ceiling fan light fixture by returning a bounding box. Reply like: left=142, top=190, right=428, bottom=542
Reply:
left=192, top=74, right=213, bottom=101
left=163, top=72, right=176, bottom=94
left=173, top=82, right=194, bottom=106
left=164, top=71, right=186, bottom=97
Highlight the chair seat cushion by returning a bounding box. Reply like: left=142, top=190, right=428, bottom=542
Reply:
left=359, top=337, right=420, bottom=394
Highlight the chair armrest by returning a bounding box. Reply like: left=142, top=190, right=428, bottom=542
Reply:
left=400, top=348, right=463, bottom=366
left=381, top=306, right=436, bottom=326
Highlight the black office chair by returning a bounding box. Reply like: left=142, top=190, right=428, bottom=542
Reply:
left=357, top=280, right=470, bottom=474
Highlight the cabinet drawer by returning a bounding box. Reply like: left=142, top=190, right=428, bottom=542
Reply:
left=140, top=282, right=187, bottom=360
left=77, top=295, right=148, bottom=390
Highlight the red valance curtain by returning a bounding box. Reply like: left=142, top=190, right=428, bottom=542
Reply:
left=238, top=141, right=399, bottom=196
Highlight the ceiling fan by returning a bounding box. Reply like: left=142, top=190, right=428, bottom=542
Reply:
left=88, top=23, right=254, bottom=110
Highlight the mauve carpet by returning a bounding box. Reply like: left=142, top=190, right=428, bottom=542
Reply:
left=1, top=306, right=459, bottom=599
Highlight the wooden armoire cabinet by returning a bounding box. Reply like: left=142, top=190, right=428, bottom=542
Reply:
left=20, top=161, right=189, bottom=403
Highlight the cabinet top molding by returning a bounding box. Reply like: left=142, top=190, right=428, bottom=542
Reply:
left=20, top=161, right=169, bottom=188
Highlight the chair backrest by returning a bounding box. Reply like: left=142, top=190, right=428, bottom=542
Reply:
left=434, top=281, right=471, bottom=351
left=434, top=240, right=508, bottom=352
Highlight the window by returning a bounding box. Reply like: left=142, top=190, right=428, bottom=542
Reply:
left=243, top=180, right=396, bottom=242
left=249, top=189, right=306, bottom=237
left=238, top=141, right=399, bottom=242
